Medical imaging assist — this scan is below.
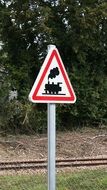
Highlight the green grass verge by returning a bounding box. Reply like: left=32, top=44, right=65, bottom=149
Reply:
left=0, top=169, right=107, bottom=190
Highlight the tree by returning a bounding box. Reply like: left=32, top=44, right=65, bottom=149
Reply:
left=45, top=0, right=107, bottom=125
left=0, top=0, right=107, bottom=133
left=0, top=0, right=53, bottom=99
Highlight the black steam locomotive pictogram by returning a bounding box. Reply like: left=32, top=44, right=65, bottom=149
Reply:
left=42, top=67, right=66, bottom=95
left=44, top=81, right=62, bottom=95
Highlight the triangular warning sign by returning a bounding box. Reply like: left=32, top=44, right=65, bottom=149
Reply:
left=29, top=47, right=76, bottom=103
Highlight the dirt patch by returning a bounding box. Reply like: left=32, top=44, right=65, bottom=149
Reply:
left=0, top=128, right=107, bottom=162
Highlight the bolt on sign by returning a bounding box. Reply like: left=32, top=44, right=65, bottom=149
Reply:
left=29, top=47, right=76, bottom=103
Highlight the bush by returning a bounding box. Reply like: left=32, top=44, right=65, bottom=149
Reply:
left=0, top=100, right=47, bottom=134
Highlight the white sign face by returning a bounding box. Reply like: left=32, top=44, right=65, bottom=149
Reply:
left=29, top=47, right=76, bottom=103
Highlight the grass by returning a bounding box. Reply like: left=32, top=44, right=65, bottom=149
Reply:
left=0, top=169, right=107, bottom=190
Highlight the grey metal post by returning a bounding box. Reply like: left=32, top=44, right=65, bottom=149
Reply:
left=47, top=45, right=56, bottom=190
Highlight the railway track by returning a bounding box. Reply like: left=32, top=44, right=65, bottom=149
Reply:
left=0, top=157, right=107, bottom=171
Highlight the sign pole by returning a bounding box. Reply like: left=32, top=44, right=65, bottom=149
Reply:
left=47, top=45, right=56, bottom=190
left=28, top=44, right=76, bottom=190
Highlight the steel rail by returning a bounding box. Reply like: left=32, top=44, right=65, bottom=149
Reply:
left=1, top=157, right=107, bottom=165
left=0, top=157, right=107, bottom=171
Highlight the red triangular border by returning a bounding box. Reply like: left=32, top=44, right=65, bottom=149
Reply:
left=29, top=49, right=76, bottom=103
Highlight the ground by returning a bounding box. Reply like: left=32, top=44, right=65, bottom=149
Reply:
left=0, top=127, right=107, bottom=162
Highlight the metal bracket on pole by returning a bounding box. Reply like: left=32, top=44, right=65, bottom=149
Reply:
left=47, top=44, right=56, bottom=190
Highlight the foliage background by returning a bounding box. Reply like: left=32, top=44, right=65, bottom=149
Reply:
left=0, top=0, right=107, bottom=133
